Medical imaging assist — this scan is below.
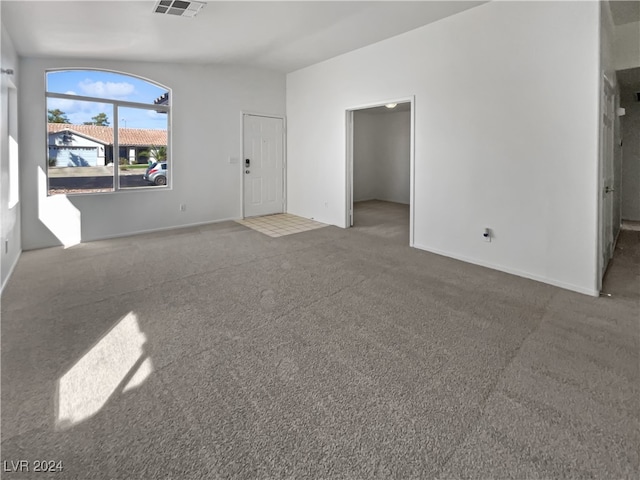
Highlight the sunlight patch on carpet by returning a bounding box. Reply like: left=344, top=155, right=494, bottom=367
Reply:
left=56, top=311, right=151, bottom=430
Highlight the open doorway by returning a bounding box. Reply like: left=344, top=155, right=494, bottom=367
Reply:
left=617, top=67, right=640, bottom=230
left=346, top=98, right=414, bottom=245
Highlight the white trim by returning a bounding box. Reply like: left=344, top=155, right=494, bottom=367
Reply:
left=597, top=72, right=616, bottom=292
left=596, top=72, right=604, bottom=292
left=44, top=68, right=172, bottom=196
left=114, top=105, right=120, bottom=189
left=241, top=110, right=285, bottom=119
left=409, top=98, right=415, bottom=247
left=620, top=221, right=640, bottom=231
left=240, top=111, right=287, bottom=219
left=46, top=67, right=170, bottom=96
left=414, top=243, right=599, bottom=297
left=239, top=112, right=245, bottom=218
left=344, top=110, right=355, bottom=228
left=345, top=96, right=415, bottom=246
left=1, top=250, right=22, bottom=296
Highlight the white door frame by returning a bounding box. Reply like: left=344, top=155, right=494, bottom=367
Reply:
left=597, top=74, right=615, bottom=291
left=345, top=96, right=415, bottom=246
left=240, top=111, right=287, bottom=219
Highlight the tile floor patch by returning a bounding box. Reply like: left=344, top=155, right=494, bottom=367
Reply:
left=236, top=214, right=328, bottom=238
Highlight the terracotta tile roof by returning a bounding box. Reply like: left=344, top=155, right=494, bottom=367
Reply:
left=48, top=123, right=167, bottom=146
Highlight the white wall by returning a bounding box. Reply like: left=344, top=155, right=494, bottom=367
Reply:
left=354, top=109, right=410, bottom=204
left=19, top=58, right=285, bottom=250
left=353, top=112, right=378, bottom=202
left=287, top=1, right=601, bottom=295
left=1, top=23, right=21, bottom=292
left=621, top=89, right=640, bottom=221
left=615, top=21, right=640, bottom=71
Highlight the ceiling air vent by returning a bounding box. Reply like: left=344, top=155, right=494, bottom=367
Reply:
left=153, top=0, right=206, bottom=18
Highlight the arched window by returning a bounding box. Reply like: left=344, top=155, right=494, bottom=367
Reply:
left=46, top=70, right=170, bottom=195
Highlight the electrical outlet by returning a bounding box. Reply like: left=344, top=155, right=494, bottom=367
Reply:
left=180, top=204, right=187, bottom=212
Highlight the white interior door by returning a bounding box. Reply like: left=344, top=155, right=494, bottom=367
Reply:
left=600, top=77, right=615, bottom=281
left=243, top=114, right=284, bottom=217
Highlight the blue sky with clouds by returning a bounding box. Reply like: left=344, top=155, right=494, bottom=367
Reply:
left=47, top=70, right=168, bottom=130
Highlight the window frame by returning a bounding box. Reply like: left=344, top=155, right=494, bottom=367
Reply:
left=45, top=69, right=171, bottom=196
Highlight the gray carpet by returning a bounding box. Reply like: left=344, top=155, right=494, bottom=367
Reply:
left=1, top=200, right=638, bottom=479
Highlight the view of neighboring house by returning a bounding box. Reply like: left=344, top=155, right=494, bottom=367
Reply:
left=154, top=92, right=169, bottom=108
left=47, top=124, right=167, bottom=167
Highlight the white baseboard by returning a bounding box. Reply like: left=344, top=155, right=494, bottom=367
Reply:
left=374, top=197, right=410, bottom=205
left=413, top=243, right=599, bottom=297
left=24, top=217, right=242, bottom=251
left=83, top=217, right=241, bottom=243
left=1, top=249, right=22, bottom=296
left=354, top=198, right=410, bottom=205
left=620, top=221, right=640, bottom=231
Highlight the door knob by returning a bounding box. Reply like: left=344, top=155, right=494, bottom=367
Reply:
left=605, top=186, right=614, bottom=193
left=245, top=170, right=250, bottom=174
left=245, top=159, right=250, bottom=167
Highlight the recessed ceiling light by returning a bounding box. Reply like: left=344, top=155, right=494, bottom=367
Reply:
left=153, top=0, right=206, bottom=18
left=385, top=103, right=397, bottom=109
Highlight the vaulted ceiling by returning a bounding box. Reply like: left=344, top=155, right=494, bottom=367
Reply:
left=3, top=1, right=638, bottom=74
left=1, top=1, right=486, bottom=73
